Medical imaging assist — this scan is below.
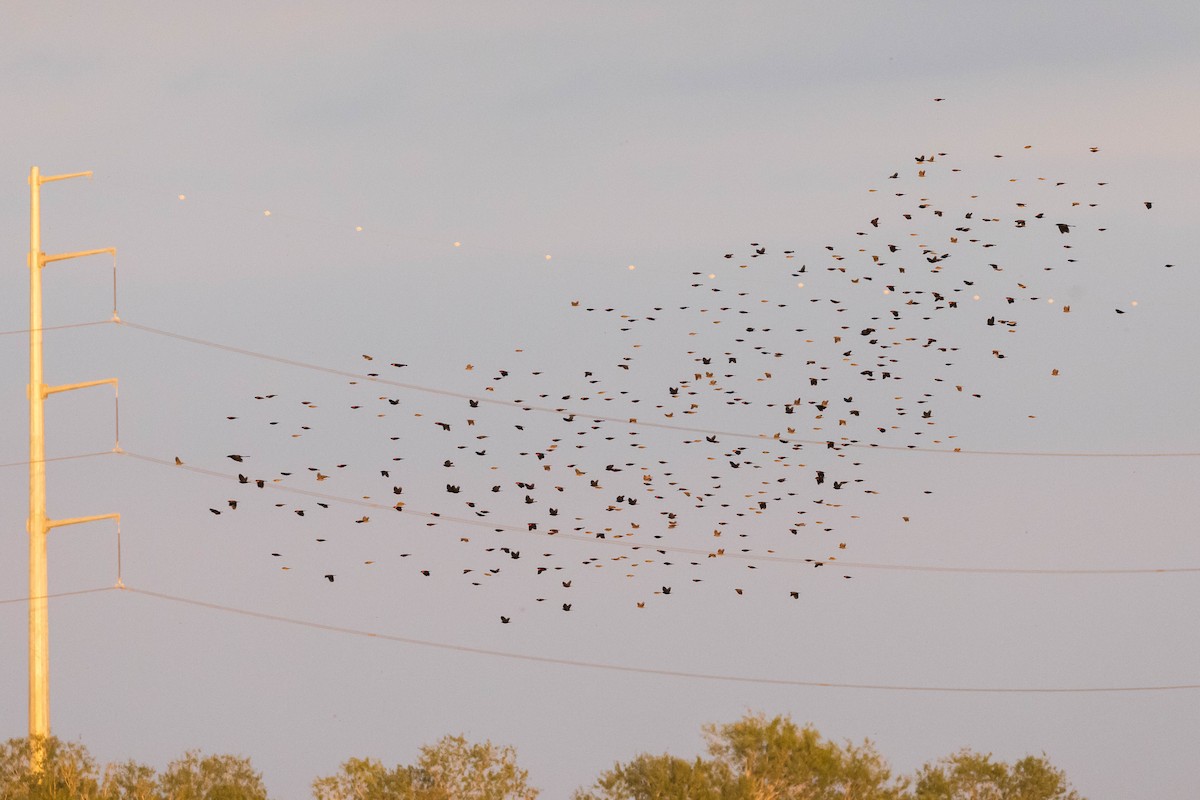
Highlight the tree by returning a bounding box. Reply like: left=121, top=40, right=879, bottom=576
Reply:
left=572, top=753, right=727, bottom=800
left=311, top=756, right=415, bottom=800
left=576, top=713, right=906, bottom=800
left=157, top=751, right=268, bottom=800
left=0, top=736, right=101, bottom=800
left=706, top=713, right=904, bottom=800
left=311, top=735, right=537, bottom=800
left=913, top=750, right=1082, bottom=800
left=410, top=735, right=537, bottom=800
left=99, top=759, right=160, bottom=800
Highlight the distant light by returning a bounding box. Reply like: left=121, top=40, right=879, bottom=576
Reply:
left=177, top=194, right=186, bottom=201
left=708, top=274, right=716, bottom=279
left=545, top=255, right=552, bottom=261
left=355, top=226, right=363, bottom=232
left=1047, top=298, right=1054, bottom=303
left=453, top=241, right=461, bottom=247
left=796, top=282, right=805, bottom=288
left=264, top=210, right=271, bottom=216
left=1130, top=300, right=1138, bottom=307
left=882, top=289, right=890, bottom=295
left=973, top=294, right=981, bottom=301
left=628, top=265, right=636, bottom=271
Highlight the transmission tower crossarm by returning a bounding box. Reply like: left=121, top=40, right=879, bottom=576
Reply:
left=36, top=171, right=92, bottom=184
left=43, top=377, right=117, bottom=397
left=40, top=246, right=115, bottom=266
left=45, top=512, right=119, bottom=531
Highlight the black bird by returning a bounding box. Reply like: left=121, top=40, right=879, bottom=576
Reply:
left=324, top=574, right=335, bottom=582
left=227, top=454, right=245, bottom=462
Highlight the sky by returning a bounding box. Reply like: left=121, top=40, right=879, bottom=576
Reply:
left=1, top=3, right=1198, bottom=798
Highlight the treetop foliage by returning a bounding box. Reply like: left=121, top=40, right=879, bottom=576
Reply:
left=312, top=734, right=538, bottom=800
left=0, top=716, right=1082, bottom=800
left=574, top=713, right=1081, bottom=800
left=913, top=749, right=1081, bottom=800
left=0, top=738, right=266, bottom=800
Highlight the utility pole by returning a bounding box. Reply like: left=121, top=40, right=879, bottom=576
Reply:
left=27, top=166, right=119, bottom=767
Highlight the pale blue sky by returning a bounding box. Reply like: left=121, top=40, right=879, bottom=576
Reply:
left=2, top=3, right=1198, bottom=798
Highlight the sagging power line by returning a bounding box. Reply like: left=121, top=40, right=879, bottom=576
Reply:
left=3, top=316, right=1197, bottom=459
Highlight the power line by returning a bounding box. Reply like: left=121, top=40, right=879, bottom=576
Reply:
left=5, top=314, right=1197, bottom=459
left=5, top=582, right=1192, bottom=692
left=113, top=584, right=1199, bottom=694
left=2, top=582, right=1193, bottom=692
left=0, top=450, right=117, bottom=470
left=120, top=449, right=1200, bottom=576
left=115, top=318, right=1200, bottom=459
left=0, top=353, right=1188, bottom=576
left=0, top=586, right=118, bottom=606
left=0, top=319, right=116, bottom=337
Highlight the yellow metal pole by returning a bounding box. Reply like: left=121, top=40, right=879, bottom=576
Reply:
left=26, top=168, right=117, bottom=770
left=28, top=166, right=50, bottom=755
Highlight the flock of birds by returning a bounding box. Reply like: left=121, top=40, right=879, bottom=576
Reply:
left=196, top=147, right=1171, bottom=622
